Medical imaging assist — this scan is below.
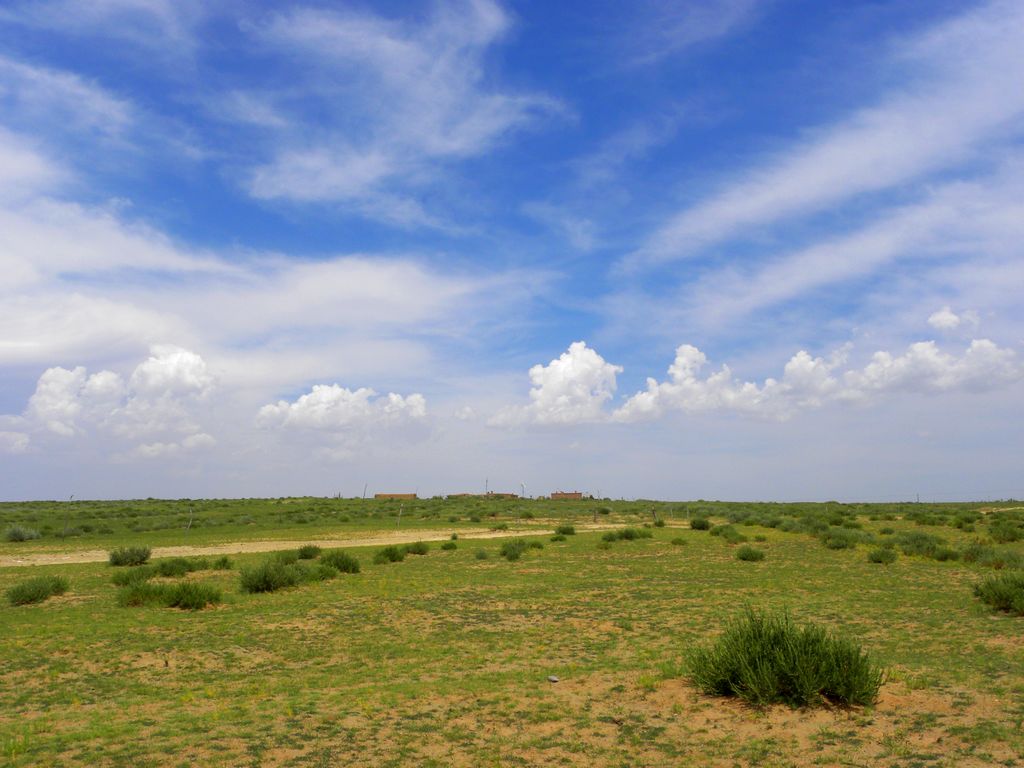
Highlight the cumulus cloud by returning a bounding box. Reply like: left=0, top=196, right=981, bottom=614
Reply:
left=927, top=306, right=979, bottom=331
left=490, top=342, right=623, bottom=426
left=258, top=385, right=427, bottom=431
left=615, top=339, right=1021, bottom=422
left=17, top=345, right=216, bottom=447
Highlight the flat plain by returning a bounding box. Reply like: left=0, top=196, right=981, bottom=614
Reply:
left=1, top=497, right=1022, bottom=767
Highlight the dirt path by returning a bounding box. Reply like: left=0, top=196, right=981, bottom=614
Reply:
left=0, top=522, right=637, bottom=568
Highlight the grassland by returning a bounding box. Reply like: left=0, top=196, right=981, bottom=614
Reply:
left=1, top=497, right=1022, bottom=766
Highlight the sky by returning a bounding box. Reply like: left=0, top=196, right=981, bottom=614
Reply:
left=1, top=0, right=1022, bottom=502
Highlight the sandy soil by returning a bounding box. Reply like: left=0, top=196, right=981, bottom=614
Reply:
left=0, top=522, right=633, bottom=568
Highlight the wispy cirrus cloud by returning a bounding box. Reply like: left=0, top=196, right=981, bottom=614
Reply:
left=623, top=0, right=1024, bottom=271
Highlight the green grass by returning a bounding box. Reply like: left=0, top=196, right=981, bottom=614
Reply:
left=687, top=608, right=885, bottom=707
left=0, top=498, right=1022, bottom=766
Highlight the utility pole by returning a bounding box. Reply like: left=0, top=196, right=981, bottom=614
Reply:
left=63, top=494, right=73, bottom=539
left=362, top=483, right=367, bottom=500
left=397, top=503, right=403, bottom=528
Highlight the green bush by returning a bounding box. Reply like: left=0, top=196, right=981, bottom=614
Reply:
left=212, top=555, right=233, bottom=570
left=961, top=542, right=1024, bottom=570
left=109, top=546, right=152, bottom=567
left=820, top=528, right=861, bottom=550
left=373, top=546, right=406, bottom=564
left=555, top=524, right=576, bottom=536
left=475, top=549, right=489, bottom=560
left=550, top=534, right=566, bottom=542
left=118, top=580, right=221, bottom=610
left=440, top=541, right=457, bottom=550
left=450, top=533, right=459, bottom=540
left=989, top=521, right=1022, bottom=544
left=491, top=523, right=509, bottom=531
left=5, top=525, right=41, bottom=542
left=152, top=557, right=209, bottom=578
left=895, top=532, right=944, bottom=558
left=274, top=550, right=300, bottom=565
left=653, top=519, right=666, bottom=528
left=500, top=539, right=529, bottom=561
left=297, top=545, right=321, bottom=560
left=112, top=566, right=154, bottom=586
left=867, top=548, right=897, bottom=564
left=6, top=575, right=68, bottom=606
left=973, top=573, right=1024, bottom=615
left=528, top=540, right=543, bottom=550
left=690, top=518, right=711, bottom=530
left=671, top=537, right=686, bottom=546
left=736, top=545, right=765, bottom=562
left=404, top=541, right=429, bottom=556
left=238, top=558, right=336, bottom=594
left=687, top=608, right=884, bottom=707
left=933, top=547, right=960, bottom=562
left=602, top=527, right=654, bottom=543
left=710, top=525, right=747, bottom=544
left=320, top=550, right=360, bottom=573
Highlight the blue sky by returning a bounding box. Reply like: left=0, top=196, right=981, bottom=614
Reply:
left=1, top=0, right=1022, bottom=501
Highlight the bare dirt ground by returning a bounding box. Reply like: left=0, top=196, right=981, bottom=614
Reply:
left=0, top=522, right=631, bottom=568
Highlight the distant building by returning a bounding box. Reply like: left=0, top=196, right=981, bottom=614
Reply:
left=550, top=491, right=584, bottom=500
left=374, top=493, right=417, bottom=500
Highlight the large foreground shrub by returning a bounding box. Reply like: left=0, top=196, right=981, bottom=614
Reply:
left=687, top=608, right=884, bottom=708
left=109, top=546, right=151, bottom=567
left=7, top=575, right=68, bottom=606
left=973, top=573, right=1024, bottom=616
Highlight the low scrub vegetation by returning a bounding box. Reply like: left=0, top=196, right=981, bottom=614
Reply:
left=709, top=525, right=748, bottom=544
left=404, top=541, right=429, bottom=556
left=736, top=545, right=765, bottom=562
left=108, top=546, right=152, bottom=567
left=6, top=575, right=68, bottom=606
left=554, top=524, right=576, bottom=536
left=601, top=527, right=654, bottom=543
left=239, top=558, right=338, bottom=593
left=440, top=541, right=457, bottom=550
left=5, top=525, right=41, bottom=542
left=973, top=573, right=1024, bottom=616
left=867, top=548, right=898, bottom=564
left=373, top=545, right=406, bottom=564
left=690, top=518, right=711, bottom=530
left=320, top=550, right=360, bottom=573
left=118, top=580, right=221, bottom=610
left=687, top=608, right=884, bottom=708
left=297, top=545, right=321, bottom=559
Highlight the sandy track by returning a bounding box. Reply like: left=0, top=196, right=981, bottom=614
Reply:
left=0, top=523, right=634, bottom=568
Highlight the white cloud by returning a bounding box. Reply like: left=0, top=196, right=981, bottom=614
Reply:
left=490, top=341, right=623, bottom=426
left=624, top=0, right=760, bottom=66
left=244, top=0, right=559, bottom=214
left=615, top=339, right=1022, bottom=422
left=258, top=385, right=427, bottom=431
left=134, top=431, right=215, bottom=459
left=626, top=0, right=1024, bottom=269
left=0, top=431, right=30, bottom=454
left=928, top=306, right=961, bottom=330
left=19, top=345, right=215, bottom=444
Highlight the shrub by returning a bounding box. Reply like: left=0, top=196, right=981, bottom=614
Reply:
left=404, top=541, right=429, bottom=556
left=500, top=539, right=529, bottom=561
left=528, top=540, right=543, bottom=550
left=109, top=546, right=151, bottom=567
left=118, top=581, right=221, bottom=610
left=974, top=573, right=1024, bottom=615
left=895, top=532, right=944, bottom=558
left=736, top=546, right=765, bottom=562
left=867, top=548, right=897, bottom=564
left=820, top=528, right=861, bottom=550
left=373, top=546, right=406, bottom=564
left=274, top=550, right=299, bottom=565
left=879, top=527, right=895, bottom=535
left=555, top=524, right=576, bottom=536
left=671, top=537, right=686, bottom=546
left=212, top=556, right=233, bottom=570
left=5, top=525, right=41, bottom=542
left=653, top=519, right=666, bottom=528
left=297, top=545, right=321, bottom=560
left=320, top=550, right=360, bottom=573
left=440, top=541, right=457, bottom=551
left=7, top=575, right=68, bottom=606
left=962, top=542, right=1024, bottom=570
left=687, top=608, right=884, bottom=708
left=475, top=549, right=489, bottom=560
left=153, top=557, right=208, bottom=578
left=450, top=533, right=459, bottom=540
left=690, top=518, right=711, bottom=530
left=710, top=525, right=747, bottom=544
left=491, top=523, right=509, bottom=531
left=933, top=547, right=960, bottom=562
left=602, top=527, right=654, bottom=543
left=112, top=566, right=154, bottom=586
left=239, top=559, right=300, bottom=593
left=550, top=534, right=566, bottom=542
left=989, top=521, right=1022, bottom=544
